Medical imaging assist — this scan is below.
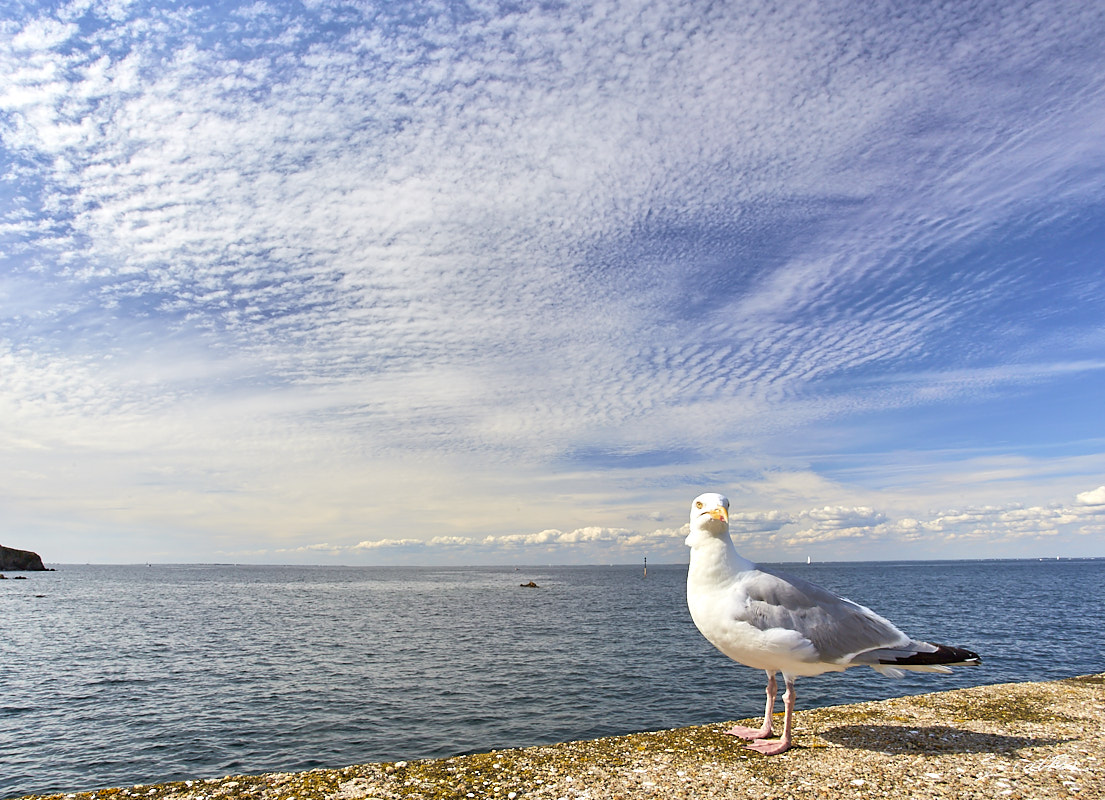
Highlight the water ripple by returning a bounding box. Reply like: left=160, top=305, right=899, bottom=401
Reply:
left=1, top=561, right=1102, bottom=798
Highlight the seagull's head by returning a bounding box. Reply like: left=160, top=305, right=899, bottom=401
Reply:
left=686, top=492, right=730, bottom=544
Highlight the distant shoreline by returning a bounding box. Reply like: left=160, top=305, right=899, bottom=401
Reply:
left=15, top=673, right=1104, bottom=800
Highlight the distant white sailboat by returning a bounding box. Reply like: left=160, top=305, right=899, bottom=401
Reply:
left=806, top=555, right=811, bottom=564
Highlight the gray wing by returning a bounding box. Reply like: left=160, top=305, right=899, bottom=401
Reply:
left=736, top=566, right=912, bottom=664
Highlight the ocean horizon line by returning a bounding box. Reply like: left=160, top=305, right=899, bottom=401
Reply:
left=19, top=554, right=1105, bottom=572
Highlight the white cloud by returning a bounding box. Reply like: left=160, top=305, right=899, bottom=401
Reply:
left=1075, top=486, right=1105, bottom=506
left=256, top=482, right=1105, bottom=565
left=480, top=527, right=646, bottom=549
left=802, top=506, right=887, bottom=529
left=353, top=538, right=424, bottom=551
left=429, top=536, right=476, bottom=547
left=1, top=2, right=1104, bottom=563
left=729, top=510, right=794, bottom=534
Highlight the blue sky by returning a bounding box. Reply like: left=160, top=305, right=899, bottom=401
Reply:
left=2, top=0, right=1104, bottom=565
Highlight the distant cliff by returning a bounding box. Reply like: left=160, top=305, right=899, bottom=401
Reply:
left=0, top=545, right=47, bottom=571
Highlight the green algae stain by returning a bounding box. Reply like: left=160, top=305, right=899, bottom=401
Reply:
left=928, top=692, right=1075, bottom=726
left=393, top=751, right=544, bottom=800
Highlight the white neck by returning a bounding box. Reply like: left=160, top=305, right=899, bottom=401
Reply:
left=687, top=528, right=755, bottom=586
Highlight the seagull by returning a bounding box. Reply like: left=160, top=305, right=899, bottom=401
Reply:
left=685, top=492, right=980, bottom=755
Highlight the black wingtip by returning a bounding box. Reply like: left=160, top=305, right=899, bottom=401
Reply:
left=880, top=643, right=982, bottom=667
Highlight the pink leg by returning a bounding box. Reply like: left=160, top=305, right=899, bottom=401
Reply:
left=726, top=671, right=776, bottom=740
left=746, top=676, right=795, bottom=755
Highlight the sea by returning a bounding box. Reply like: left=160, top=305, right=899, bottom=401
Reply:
left=2, top=559, right=1103, bottom=799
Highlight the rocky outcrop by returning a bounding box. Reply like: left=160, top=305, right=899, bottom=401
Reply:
left=0, top=545, right=47, bottom=571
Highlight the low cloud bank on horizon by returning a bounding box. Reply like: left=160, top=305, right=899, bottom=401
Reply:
left=271, top=484, right=1105, bottom=565
left=2, top=0, right=1104, bottom=565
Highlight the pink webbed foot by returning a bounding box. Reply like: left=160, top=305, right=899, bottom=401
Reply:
left=725, top=724, right=772, bottom=740
left=744, top=737, right=791, bottom=755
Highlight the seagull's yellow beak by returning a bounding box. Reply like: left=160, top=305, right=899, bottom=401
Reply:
left=709, top=506, right=728, bottom=523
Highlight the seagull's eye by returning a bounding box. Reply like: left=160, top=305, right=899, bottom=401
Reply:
left=695, top=501, right=703, bottom=509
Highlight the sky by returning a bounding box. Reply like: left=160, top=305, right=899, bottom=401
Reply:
left=2, top=0, right=1104, bottom=566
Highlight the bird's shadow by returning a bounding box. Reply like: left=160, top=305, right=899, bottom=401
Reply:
left=817, top=725, right=1068, bottom=755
